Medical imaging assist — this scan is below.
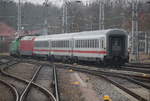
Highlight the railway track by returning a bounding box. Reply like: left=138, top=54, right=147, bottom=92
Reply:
left=123, top=64, right=150, bottom=74
left=52, top=64, right=60, bottom=101
left=1, top=56, right=149, bottom=101
left=128, top=63, right=150, bottom=67
left=0, top=56, right=14, bottom=65
left=0, top=59, right=57, bottom=101
left=0, top=79, right=19, bottom=101
left=56, top=64, right=149, bottom=101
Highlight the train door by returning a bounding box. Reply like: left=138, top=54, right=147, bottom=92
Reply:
left=109, top=36, right=125, bottom=56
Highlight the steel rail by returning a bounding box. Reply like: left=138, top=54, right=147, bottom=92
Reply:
left=0, top=79, right=19, bottom=101
left=0, top=62, right=56, bottom=101
left=53, top=64, right=60, bottom=101
left=127, top=63, right=150, bottom=66
left=19, top=65, right=42, bottom=101
left=121, top=66, right=150, bottom=74
left=64, top=65, right=150, bottom=89
left=56, top=64, right=148, bottom=101
left=59, top=63, right=150, bottom=80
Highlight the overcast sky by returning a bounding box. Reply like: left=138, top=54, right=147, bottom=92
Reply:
left=14, top=0, right=91, bottom=5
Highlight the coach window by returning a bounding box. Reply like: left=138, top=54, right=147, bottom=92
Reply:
left=84, top=40, right=86, bottom=48
left=79, top=40, right=81, bottom=48
left=80, top=40, right=82, bottom=48
left=80, top=40, right=81, bottom=48
left=62, top=41, right=64, bottom=48
left=61, top=41, right=63, bottom=48
left=85, top=40, right=88, bottom=48
left=55, top=41, right=57, bottom=48
left=54, top=41, right=56, bottom=48
left=64, top=41, right=66, bottom=48
left=92, top=40, right=94, bottom=48
left=67, top=40, right=69, bottom=48
left=66, top=40, right=68, bottom=48
left=91, top=40, right=93, bottom=48
left=75, top=40, right=77, bottom=48
left=77, top=40, right=79, bottom=48
left=93, top=40, right=95, bottom=48
left=87, top=40, right=89, bottom=48
left=83, top=40, right=85, bottom=48
left=66, top=40, right=67, bottom=48
left=89, top=40, right=91, bottom=48
left=66, top=41, right=67, bottom=48
left=81, top=40, right=82, bottom=48
left=77, top=40, right=78, bottom=48
left=83, top=40, right=84, bottom=48
left=78, top=40, right=79, bottom=48
left=101, top=39, right=104, bottom=48
left=76, top=40, right=78, bottom=48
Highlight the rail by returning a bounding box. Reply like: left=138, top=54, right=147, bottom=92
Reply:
left=53, top=64, right=60, bottom=101
left=56, top=64, right=148, bottom=101
left=0, top=79, right=19, bottom=101
left=0, top=60, right=56, bottom=101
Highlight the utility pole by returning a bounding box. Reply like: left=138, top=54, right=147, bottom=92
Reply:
left=43, top=0, right=48, bottom=35
left=62, top=0, right=81, bottom=33
left=62, top=3, right=65, bottom=33
left=65, top=4, right=68, bottom=33
left=131, top=0, right=139, bottom=62
left=99, top=0, right=104, bottom=30
left=62, top=0, right=67, bottom=33
left=17, top=0, right=21, bottom=36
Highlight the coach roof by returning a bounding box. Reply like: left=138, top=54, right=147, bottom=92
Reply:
left=34, top=29, right=127, bottom=41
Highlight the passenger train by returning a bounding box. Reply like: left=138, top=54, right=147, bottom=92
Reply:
left=9, top=29, right=129, bottom=66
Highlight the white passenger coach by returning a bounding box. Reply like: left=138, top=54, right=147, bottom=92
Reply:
left=33, top=29, right=128, bottom=65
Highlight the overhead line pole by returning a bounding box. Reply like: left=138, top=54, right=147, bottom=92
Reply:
left=131, top=0, right=139, bottom=62
left=44, top=0, right=49, bottom=35
left=62, top=3, right=65, bottom=33
left=99, top=0, right=104, bottom=30
left=17, top=0, right=21, bottom=36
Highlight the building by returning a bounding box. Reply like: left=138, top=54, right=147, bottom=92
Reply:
left=0, top=22, right=16, bottom=41
left=0, top=22, right=16, bottom=52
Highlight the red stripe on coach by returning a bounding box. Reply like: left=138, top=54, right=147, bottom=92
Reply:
left=33, top=49, right=107, bottom=54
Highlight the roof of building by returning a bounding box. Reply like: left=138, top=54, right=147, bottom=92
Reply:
left=0, top=22, right=16, bottom=37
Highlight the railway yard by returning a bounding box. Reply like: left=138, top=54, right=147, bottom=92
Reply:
left=0, top=55, right=150, bottom=101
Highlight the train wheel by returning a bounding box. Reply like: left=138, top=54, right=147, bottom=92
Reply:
left=96, top=58, right=102, bottom=65
left=62, top=57, right=67, bottom=63
left=73, top=57, right=78, bottom=64
left=51, top=55, right=55, bottom=62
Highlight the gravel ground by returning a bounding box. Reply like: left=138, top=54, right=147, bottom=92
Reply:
left=26, top=65, right=54, bottom=101
left=0, top=83, right=14, bottom=101
left=35, top=65, right=53, bottom=91
left=0, top=62, right=52, bottom=101
left=58, top=68, right=100, bottom=101
left=58, top=68, right=85, bottom=101
left=26, top=87, right=48, bottom=101
left=0, top=59, right=9, bottom=63
left=88, top=75, right=138, bottom=101
left=108, top=76, right=150, bottom=101
left=0, top=73, right=26, bottom=95
left=6, top=63, right=37, bottom=80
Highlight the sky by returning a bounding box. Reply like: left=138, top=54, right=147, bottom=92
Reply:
left=14, top=0, right=90, bottom=5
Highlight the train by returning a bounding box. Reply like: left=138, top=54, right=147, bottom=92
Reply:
left=9, top=29, right=129, bottom=66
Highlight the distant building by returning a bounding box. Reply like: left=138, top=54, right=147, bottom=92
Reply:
left=0, top=22, right=16, bottom=41
left=0, top=22, right=16, bottom=52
